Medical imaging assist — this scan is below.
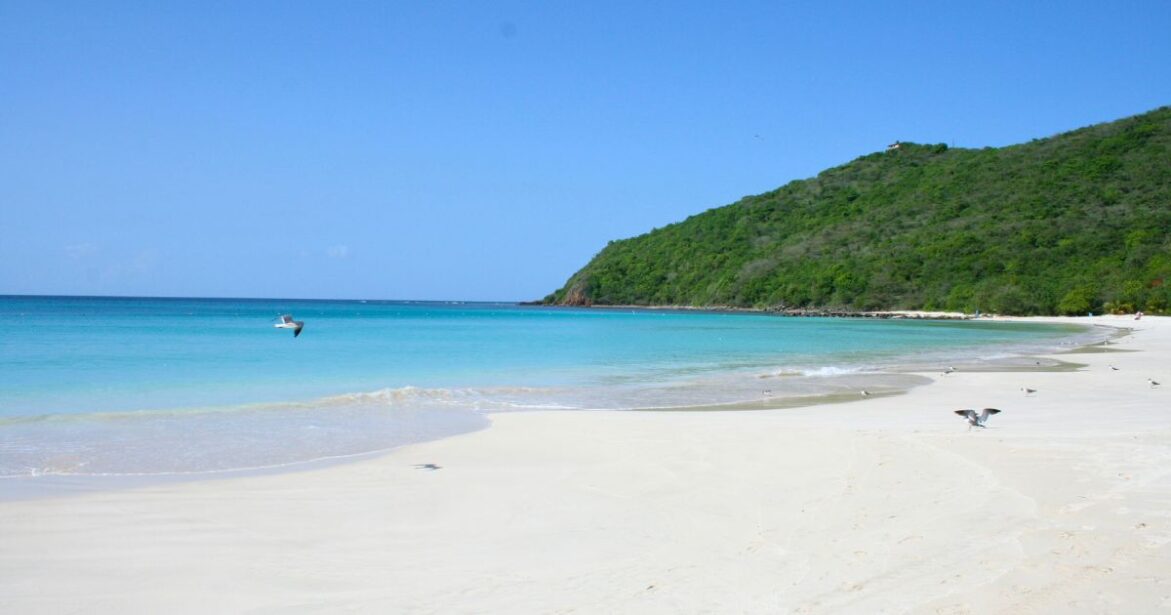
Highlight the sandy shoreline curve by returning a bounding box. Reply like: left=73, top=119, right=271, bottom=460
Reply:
left=2, top=314, right=1168, bottom=613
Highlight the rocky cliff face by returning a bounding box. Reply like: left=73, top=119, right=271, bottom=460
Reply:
left=561, top=283, right=592, bottom=306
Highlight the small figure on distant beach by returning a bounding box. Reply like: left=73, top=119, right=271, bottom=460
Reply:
left=861, top=390, right=871, bottom=397
left=414, top=463, right=442, bottom=471
left=274, top=314, right=304, bottom=338
left=954, top=408, right=1001, bottom=430
left=1135, top=311, right=1144, bottom=320
left=1021, top=387, right=1037, bottom=396
left=1149, top=378, right=1161, bottom=388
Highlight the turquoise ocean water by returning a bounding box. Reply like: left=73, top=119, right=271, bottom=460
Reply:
left=0, top=296, right=1097, bottom=481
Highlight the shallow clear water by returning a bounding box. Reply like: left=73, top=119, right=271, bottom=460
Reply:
left=0, top=296, right=1096, bottom=479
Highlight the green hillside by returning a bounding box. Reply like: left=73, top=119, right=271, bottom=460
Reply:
left=545, top=107, right=1171, bottom=315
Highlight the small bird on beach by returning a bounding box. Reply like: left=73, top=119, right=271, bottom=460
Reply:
left=1109, top=365, right=1120, bottom=371
left=954, top=408, right=1001, bottom=430
left=942, top=366, right=956, bottom=375
left=1149, top=378, right=1161, bottom=388
left=861, top=390, right=871, bottom=397
left=414, top=463, right=441, bottom=471
left=274, top=314, right=304, bottom=338
left=1021, top=387, right=1037, bottom=396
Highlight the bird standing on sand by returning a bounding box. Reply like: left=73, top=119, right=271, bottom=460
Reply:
left=1109, top=365, right=1120, bottom=371
left=861, top=390, right=871, bottom=397
left=274, top=314, right=304, bottom=338
left=954, top=408, right=1001, bottom=430
left=1149, top=378, right=1161, bottom=388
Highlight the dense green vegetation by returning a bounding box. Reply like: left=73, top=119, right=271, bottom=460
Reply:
left=545, top=107, right=1171, bottom=315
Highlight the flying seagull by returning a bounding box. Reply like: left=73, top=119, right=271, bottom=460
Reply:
left=861, top=390, right=872, bottom=397
left=1021, top=387, right=1037, bottom=396
left=274, top=314, right=304, bottom=338
left=954, top=408, right=1001, bottom=430
left=1109, top=365, right=1120, bottom=371
left=1149, top=378, right=1161, bottom=388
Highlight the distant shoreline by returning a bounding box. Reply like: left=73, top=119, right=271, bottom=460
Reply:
left=523, top=302, right=978, bottom=320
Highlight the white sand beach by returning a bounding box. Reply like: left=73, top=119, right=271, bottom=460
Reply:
left=2, top=315, right=1169, bottom=613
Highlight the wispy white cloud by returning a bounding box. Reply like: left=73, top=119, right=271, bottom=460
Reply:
left=326, top=245, right=350, bottom=259
left=130, top=248, right=158, bottom=273
left=64, top=242, right=98, bottom=260
left=94, top=248, right=159, bottom=286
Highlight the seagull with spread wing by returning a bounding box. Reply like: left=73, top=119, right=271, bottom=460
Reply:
left=274, top=314, right=304, bottom=338
left=954, top=408, right=1001, bottom=430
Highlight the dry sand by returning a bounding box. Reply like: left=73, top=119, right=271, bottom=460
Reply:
left=2, top=315, right=1169, bottom=613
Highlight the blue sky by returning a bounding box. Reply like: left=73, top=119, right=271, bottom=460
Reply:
left=2, top=1, right=1169, bottom=300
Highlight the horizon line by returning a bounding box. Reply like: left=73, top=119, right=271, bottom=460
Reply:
left=0, top=293, right=529, bottom=304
